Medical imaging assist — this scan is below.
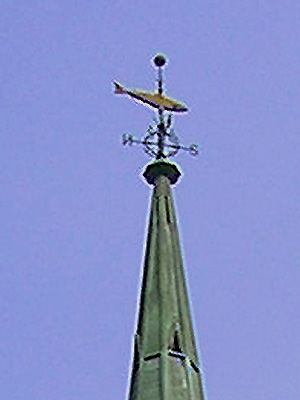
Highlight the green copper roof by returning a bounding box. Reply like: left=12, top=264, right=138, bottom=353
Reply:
left=128, top=161, right=206, bottom=400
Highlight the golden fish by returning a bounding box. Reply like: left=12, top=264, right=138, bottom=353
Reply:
left=114, top=81, right=188, bottom=113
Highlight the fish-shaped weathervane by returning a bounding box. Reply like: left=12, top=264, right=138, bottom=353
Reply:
left=113, top=82, right=188, bottom=113
left=115, top=54, right=198, bottom=159
left=114, top=55, right=188, bottom=113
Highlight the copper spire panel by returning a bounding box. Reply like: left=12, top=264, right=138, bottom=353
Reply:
left=128, top=162, right=205, bottom=399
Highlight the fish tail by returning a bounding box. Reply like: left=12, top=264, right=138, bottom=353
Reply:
left=114, top=81, right=126, bottom=94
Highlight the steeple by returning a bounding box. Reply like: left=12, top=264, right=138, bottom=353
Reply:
left=115, top=55, right=206, bottom=399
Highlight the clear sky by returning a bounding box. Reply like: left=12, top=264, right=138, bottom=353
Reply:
left=1, top=1, right=300, bottom=399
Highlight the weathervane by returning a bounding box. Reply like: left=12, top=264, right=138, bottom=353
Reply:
left=114, top=54, right=198, bottom=159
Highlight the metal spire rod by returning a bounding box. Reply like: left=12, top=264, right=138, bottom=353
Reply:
left=154, top=54, right=166, bottom=159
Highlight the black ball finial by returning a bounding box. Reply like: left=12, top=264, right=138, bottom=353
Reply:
left=153, top=54, right=167, bottom=67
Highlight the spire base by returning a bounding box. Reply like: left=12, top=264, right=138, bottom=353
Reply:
left=143, top=160, right=181, bottom=186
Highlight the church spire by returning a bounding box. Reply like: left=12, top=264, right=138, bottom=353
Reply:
left=115, top=55, right=206, bottom=399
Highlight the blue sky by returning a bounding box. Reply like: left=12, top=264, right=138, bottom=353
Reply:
left=1, top=1, right=300, bottom=399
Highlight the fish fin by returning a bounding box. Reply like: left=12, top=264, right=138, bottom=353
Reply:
left=114, top=81, right=126, bottom=94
